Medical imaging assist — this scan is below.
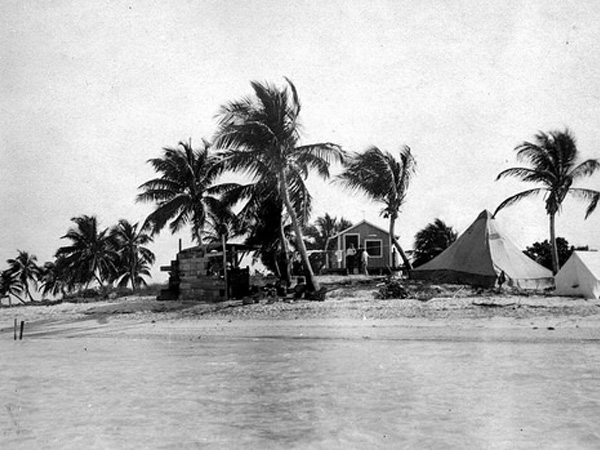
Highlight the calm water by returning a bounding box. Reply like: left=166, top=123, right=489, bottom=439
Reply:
left=2, top=334, right=600, bottom=449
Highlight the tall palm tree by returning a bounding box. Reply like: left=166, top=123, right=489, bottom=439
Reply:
left=55, top=215, right=117, bottom=288
left=494, top=129, right=600, bottom=274
left=338, top=145, right=416, bottom=270
left=6, top=250, right=42, bottom=302
left=137, top=139, right=224, bottom=243
left=214, top=78, right=344, bottom=291
left=110, top=219, right=156, bottom=290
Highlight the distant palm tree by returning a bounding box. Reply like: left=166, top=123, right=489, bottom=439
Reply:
left=0, top=269, right=25, bottom=305
left=305, top=214, right=353, bottom=250
left=214, top=78, right=344, bottom=290
left=413, top=219, right=457, bottom=267
left=137, top=139, right=224, bottom=243
left=338, top=145, right=416, bottom=270
left=110, top=219, right=155, bottom=290
left=56, top=215, right=117, bottom=288
left=237, top=192, right=290, bottom=279
left=202, top=201, right=239, bottom=245
left=39, top=258, right=72, bottom=297
left=494, top=129, right=600, bottom=274
left=6, top=250, right=42, bottom=302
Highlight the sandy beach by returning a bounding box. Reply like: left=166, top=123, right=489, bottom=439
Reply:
left=2, top=277, right=600, bottom=343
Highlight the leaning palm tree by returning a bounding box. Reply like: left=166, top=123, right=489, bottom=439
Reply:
left=214, top=78, right=344, bottom=291
left=137, top=139, right=224, bottom=244
left=6, top=250, right=42, bottom=302
left=55, top=215, right=117, bottom=288
left=494, top=129, right=600, bottom=274
left=338, top=146, right=416, bottom=270
left=110, top=219, right=156, bottom=290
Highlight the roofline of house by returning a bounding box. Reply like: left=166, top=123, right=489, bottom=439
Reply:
left=325, top=219, right=393, bottom=246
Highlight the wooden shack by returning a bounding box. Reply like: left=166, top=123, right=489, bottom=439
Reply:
left=159, top=243, right=253, bottom=301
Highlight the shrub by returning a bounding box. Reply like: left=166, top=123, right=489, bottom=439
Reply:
left=377, top=279, right=442, bottom=301
left=377, top=279, right=411, bottom=299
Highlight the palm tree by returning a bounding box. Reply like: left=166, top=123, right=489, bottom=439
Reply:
left=56, top=215, right=117, bottom=288
left=238, top=192, right=290, bottom=279
left=312, top=214, right=353, bottom=250
left=137, top=139, right=224, bottom=243
left=218, top=175, right=295, bottom=283
left=338, top=145, right=416, bottom=270
left=110, top=219, right=156, bottom=290
left=494, top=129, right=600, bottom=274
left=6, top=250, right=42, bottom=302
left=39, top=259, right=72, bottom=298
left=413, top=219, right=457, bottom=267
left=0, top=269, right=25, bottom=305
left=214, top=78, right=344, bottom=291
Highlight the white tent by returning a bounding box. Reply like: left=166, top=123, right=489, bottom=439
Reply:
left=555, top=251, right=600, bottom=299
left=412, top=210, right=554, bottom=289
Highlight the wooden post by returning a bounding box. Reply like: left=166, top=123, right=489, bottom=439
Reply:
left=19, top=321, right=24, bottom=340
left=14, top=318, right=17, bottom=341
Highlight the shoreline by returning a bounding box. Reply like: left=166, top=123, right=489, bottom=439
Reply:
left=1, top=284, right=600, bottom=342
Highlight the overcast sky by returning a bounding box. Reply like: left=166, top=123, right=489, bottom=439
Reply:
left=2, top=1, right=600, bottom=283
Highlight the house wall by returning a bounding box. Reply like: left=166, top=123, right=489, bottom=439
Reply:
left=333, top=222, right=392, bottom=270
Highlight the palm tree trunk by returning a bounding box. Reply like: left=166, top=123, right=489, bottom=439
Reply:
left=221, top=233, right=229, bottom=301
left=130, top=252, right=137, bottom=291
left=279, top=173, right=320, bottom=292
left=11, top=293, right=25, bottom=304
left=389, top=215, right=413, bottom=272
left=549, top=212, right=559, bottom=275
left=94, top=272, right=104, bottom=289
left=24, top=282, right=35, bottom=302
left=278, top=215, right=292, bottom=287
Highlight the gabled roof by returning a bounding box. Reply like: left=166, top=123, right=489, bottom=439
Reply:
left=327, top=220, right=391, bottom=243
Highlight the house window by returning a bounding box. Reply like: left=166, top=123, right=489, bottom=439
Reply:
left=365, top=239, right=382, bottom=258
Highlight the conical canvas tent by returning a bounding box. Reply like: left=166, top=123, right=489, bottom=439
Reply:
left=555, top=251, right=600, bottom=299
left=412, top=210, right=553, bottom=289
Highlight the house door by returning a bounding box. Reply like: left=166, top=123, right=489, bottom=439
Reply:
left=343, top=234, right=359, bottom=270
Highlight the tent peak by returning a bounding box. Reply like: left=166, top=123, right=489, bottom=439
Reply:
left=477, top=210, right=494, bottom=220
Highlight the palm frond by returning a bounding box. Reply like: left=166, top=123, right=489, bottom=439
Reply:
left=495, top=167, right=553, bottom=184
left=144, top=195, right=189, bottom=235
left=492, top=188, right=545, bottom=217
left=569, top=159, right=600, bottom=180
left=567, top=188, right=600, bottom=219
